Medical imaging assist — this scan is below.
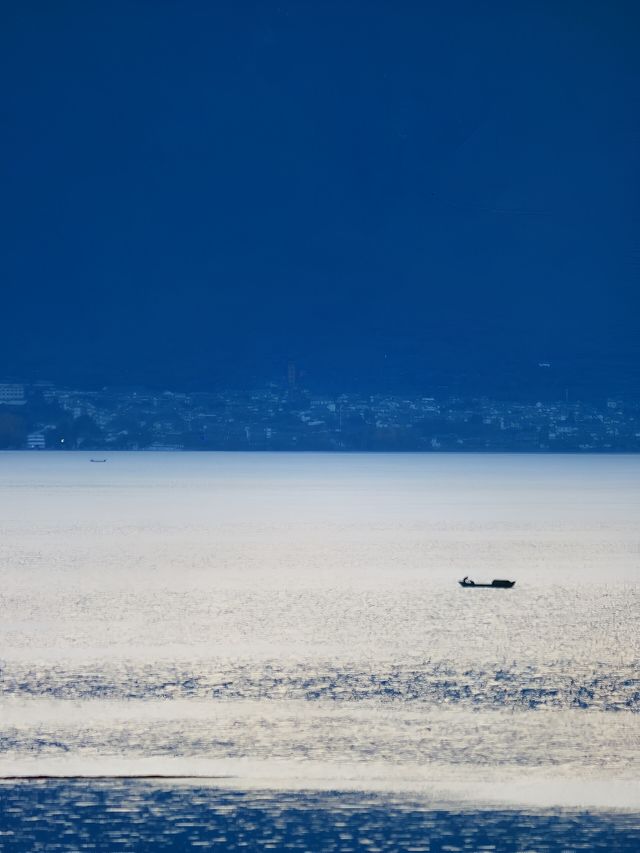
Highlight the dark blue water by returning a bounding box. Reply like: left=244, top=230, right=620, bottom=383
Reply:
left=0, top=780, right=639, bottom=852
left=2, top=659, right=639, bottom=710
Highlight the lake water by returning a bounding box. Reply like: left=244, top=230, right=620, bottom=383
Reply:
left=1, top=451, right=639, bottom=850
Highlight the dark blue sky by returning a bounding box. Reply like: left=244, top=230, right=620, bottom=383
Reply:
left=2, top=1, right=639, bottom=394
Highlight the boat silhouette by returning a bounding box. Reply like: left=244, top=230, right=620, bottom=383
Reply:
left=459, top=576, right=515, bottom=588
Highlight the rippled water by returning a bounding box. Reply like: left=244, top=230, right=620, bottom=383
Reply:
left=1, top=781, right=640, bottom=851
left=1, top=451, right=639, bottom=849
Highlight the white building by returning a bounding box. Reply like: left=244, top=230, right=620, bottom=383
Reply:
left=0, top=383, right=25, bottom=404
left=26, top=431, right=46, bottom=449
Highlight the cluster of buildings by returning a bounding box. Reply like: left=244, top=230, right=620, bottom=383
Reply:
left=1, top=380, right=639, bottom=452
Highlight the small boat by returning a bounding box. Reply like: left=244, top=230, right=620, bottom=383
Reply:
left=90, top=458, right=107, bottom=463
left=459, top=577, right=515, bottom=588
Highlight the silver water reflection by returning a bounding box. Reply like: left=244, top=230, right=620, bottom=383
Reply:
left=0, top=452, right=639, bottom=814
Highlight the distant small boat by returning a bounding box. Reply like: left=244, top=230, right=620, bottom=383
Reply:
left=459, top=577, right=515, bottom=588
left=90, top=458, right=107, bottom=463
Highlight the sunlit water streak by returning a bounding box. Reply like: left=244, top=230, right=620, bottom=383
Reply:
left=1, top=452, right=639, bottom=849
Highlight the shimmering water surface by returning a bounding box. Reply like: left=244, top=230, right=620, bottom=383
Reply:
left=1, top=452, right=639, bottom=849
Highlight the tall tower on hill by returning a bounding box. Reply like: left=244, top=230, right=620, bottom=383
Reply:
left=287, top=360, right=297, bottom=390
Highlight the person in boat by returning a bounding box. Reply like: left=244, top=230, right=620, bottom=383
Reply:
left=462, top=576, right=475, bottom=585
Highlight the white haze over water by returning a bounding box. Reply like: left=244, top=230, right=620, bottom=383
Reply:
left=0, top=451, right=639, bottom=813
